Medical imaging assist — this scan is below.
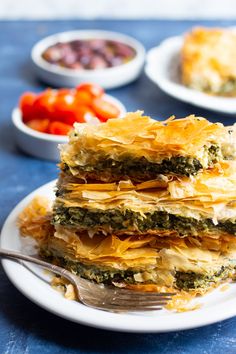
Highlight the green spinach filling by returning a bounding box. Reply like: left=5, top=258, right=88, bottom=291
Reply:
left=175, top=267, right=235, bottom=290
left=194, top=79, right=236, bottom=96
left=75, top=156, right=203, bottom=178
left=61, top=144, right=220, bottom=180
left=53, top=206, right=236, bottom=236
left=41, top=250, right=236, bottom=290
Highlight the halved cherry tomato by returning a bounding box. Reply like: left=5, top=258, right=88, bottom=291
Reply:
left=91, top=98, right=120, bottom=121
left=75, top=90, right=93, bottom=106
left=76, top=83, right=104, bottom=98
left=19, top=92, right=37, bottom=122
left=48, top=121, right=72, bottom=135
left=54, top=91, right=76, bottom=111
left=27, top=119, right=50, bottom=133
left=57, top=88, right=72, bottom=96
left=73, top=106, right=96, bottom=123
left=53, top=91, right=77, bottom=123
left=33, top=89, right=57, bottom=119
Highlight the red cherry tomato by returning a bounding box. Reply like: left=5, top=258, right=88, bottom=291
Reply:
left=53, top=91, right=77, bottom=123
left=72, top=106, right=96, bottom=123
left=33, top=89, right=57, bottom=119
left=91, top=98, right=120, bottom=121
left=27, top=119, right=50, bottom=133
left=48, top=121, right=72, bottom=135
left=57, top=88, right=72, bottom=96
left=76, top=83, right=104, bottom=98
left=19, top=92, right=37, bottom=122
left=75, top=90, right=93, bottom=106
left=54, top=93, right=76, bottom=111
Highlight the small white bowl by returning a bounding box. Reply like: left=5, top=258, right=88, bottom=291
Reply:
left=145, top=35, right=236, bottom=114
left=31, top=30, right=145, bottom=89
left=12, top=94, right=126, bottom=161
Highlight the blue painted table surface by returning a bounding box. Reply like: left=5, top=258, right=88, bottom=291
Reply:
left=1, top=19, right=236, bottom=354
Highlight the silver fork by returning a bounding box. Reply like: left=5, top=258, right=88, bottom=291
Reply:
left=0, top=248, right=174, bottom=312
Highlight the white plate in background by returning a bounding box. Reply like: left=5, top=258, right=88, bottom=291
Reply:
left=145, top=36, right=236, bottom=114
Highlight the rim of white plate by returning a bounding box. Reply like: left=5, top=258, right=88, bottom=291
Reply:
left=145, top=35, right=236, bottom=114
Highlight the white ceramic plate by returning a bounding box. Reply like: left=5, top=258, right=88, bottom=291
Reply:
left=1, top=180, right=236, bottom=333
left=145, top=36, right=236, bottom=114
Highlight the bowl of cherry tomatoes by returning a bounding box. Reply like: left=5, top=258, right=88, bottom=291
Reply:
left=12, top=83, right=126, bottom=161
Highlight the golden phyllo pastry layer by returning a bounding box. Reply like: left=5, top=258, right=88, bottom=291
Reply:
left=60, top=112, right=235, bottom=182
left=53, top=162, right=236, bottom=238
left=182, top=27, right=236, bottom=96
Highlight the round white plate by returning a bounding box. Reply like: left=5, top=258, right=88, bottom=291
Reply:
left=1, top=180, right=236, bottom=332
left=145, top=36, right=236, bottom=114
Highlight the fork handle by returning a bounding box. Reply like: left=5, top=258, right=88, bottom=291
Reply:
left=0, top=248, right=75, bottom=284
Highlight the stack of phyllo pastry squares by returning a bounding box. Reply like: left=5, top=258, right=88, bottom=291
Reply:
left=23, top=112, right=236, bottom=294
